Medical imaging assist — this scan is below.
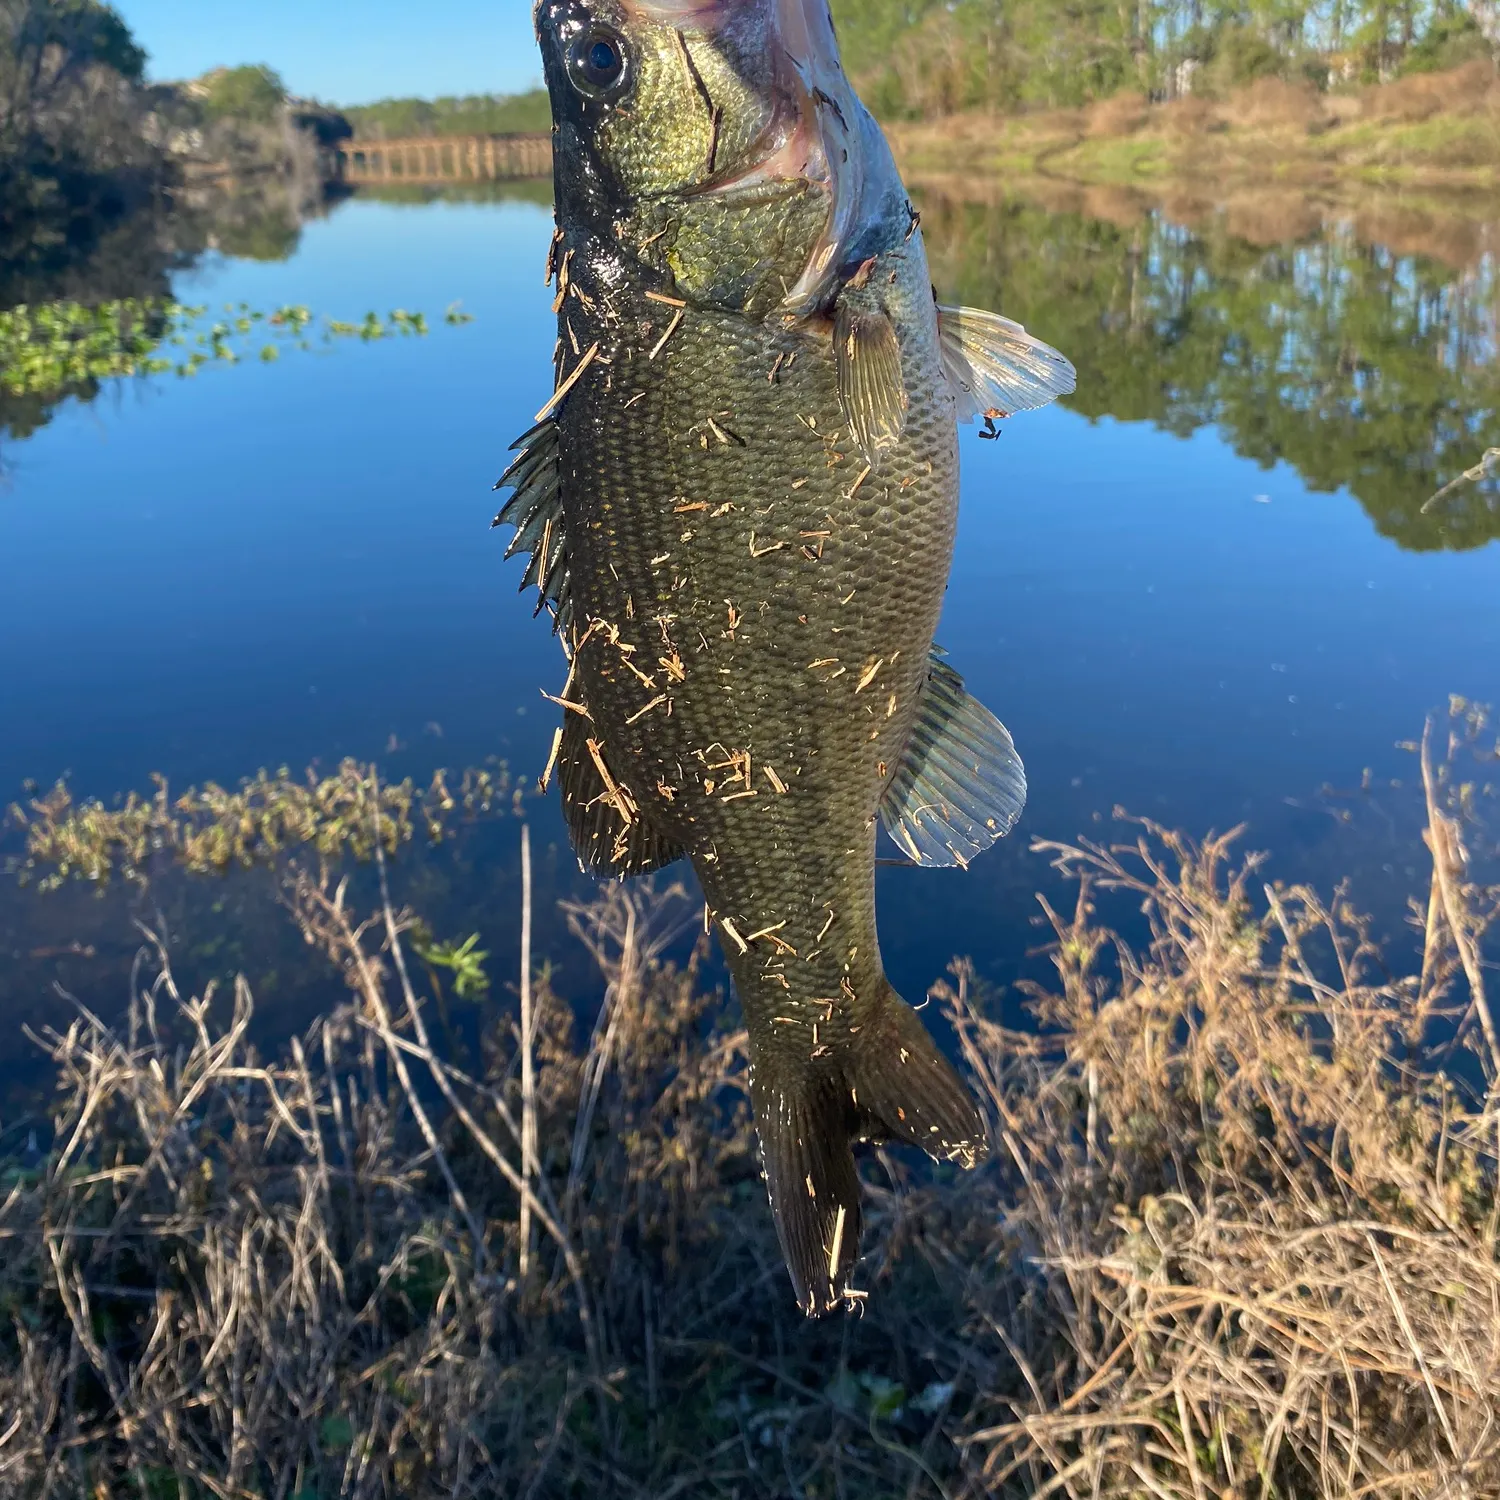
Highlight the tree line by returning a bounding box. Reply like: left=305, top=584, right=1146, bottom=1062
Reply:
left=340, top=90, right=549, bottom=141
left=0, top=3, right=352, bottom=306
left=831, top=0, right=1500, bottom=116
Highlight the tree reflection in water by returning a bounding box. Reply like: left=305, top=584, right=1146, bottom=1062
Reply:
left=918, top=185, right=1500, bottom=553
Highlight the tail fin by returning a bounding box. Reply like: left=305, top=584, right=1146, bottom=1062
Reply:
left=753, top=980, right=989, bottom=1317
left=753, top=1070, right=863, bottom=1317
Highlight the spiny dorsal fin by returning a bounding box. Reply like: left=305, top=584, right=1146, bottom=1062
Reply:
left=879, top=651, right=1026, bottom=868
left=492, top=418, right=572, bottom=635
left=937, top=304, right=1075, bottom=424
left=557, top=711, right=685, bottom=878
left=834, top=303, right=908, bottom=466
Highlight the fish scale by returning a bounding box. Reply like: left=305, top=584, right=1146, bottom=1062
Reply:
left=559, top=260, right=954, bottom=1021
left=548, top=242, right=988, bottom=1313
left=518, top=0, right=1072, bottom=1316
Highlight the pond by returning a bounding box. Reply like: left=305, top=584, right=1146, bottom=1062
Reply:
left=2, top=179, right=1498, bottom=1084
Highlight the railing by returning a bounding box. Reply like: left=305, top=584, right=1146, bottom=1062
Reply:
left=334, top=134, right=552, bottom=184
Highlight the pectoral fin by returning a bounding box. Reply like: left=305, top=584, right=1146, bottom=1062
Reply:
left=834, top=304, right=908, bottom=466
left=879, top=651, right=1026, bottom=868
left=557, top=712, right=685, bottom=878
left=937, top=304, right=1075, bottom=423
left=492, top=418, right=573, bottom=635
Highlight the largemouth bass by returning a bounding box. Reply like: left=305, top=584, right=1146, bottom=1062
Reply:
left=502, top=0, right=1075, bottom=1315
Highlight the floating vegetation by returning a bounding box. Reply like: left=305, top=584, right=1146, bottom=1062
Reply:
left=0, top=298, right=476, bottom=400
left=6, top=759, right=518, bottom=890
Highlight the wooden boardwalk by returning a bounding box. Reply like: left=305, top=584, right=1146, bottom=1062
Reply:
left=335, top=134, right=551, bottom=184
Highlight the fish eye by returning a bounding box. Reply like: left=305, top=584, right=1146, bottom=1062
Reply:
left=567, top=27, right=629, bottom=97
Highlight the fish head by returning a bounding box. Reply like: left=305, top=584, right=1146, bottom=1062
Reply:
left=535, top=0, right=907, bottom=320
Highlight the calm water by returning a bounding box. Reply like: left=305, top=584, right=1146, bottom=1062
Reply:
left=2, top=184, right=1498, bottom=1074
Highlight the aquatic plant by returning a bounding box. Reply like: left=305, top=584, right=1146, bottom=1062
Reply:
left=0, top=297, right=476, bottom=400
left=5, top=758, right=518, bottom=890
left=0, top=710, right=1495, bottom=1496
left=412, top=930, right=492, bottom=1001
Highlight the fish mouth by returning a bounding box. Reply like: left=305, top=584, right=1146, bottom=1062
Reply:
left=620, top=0, right=729, bottom=17
left=685, top=0, right=864, bottom=318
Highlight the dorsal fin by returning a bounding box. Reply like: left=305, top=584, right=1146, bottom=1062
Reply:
left=879, top=651, right=1026, bottom=868
left=492, top=418, right=572, bottom=635
left=557, top=711, right=685, bottom=878
left=937, top=304, right=1075, bottom=423
left=834, top=303, right=908, bottom=466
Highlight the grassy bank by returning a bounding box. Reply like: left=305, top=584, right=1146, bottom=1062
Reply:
left=1, top=711, right=1498, bottom=1497
left=888, top=62, right=1500, bottom=197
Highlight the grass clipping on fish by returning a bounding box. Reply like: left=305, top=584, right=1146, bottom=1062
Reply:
left=1, top=714, right=1498, bottom=1497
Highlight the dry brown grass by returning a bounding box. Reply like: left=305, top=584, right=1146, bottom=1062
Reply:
left=1218, top=77, right=1330, bottom=133
left=956, top=844, right=1500, bottom=1490
left=1085, top=93, right=1150, bottom=140
left=887, top=61, right=1500, bottom=209
left=1, top=711, right=1497, bottom=1497
left=1360, top=61, right=1499, bottom=126
left=1158, top=96, right=1224, bottom=140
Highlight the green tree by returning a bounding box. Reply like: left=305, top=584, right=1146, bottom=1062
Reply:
left=200, top=64, right=287, bottom=124
left=341, top=89, right=550, bottom=139
left=830, top=0, right=1500, bottom=114
left=0, top=0, right=145, bottom=144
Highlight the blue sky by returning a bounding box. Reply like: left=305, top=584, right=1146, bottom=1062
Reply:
left=117, top=0, right=541, bottom=104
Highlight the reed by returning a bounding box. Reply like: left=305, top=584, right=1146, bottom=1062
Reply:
left=0, top=711, right=1496, bottom=1497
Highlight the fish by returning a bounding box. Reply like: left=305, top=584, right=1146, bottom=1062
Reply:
left=501, top=0, right=1076, bottom=1315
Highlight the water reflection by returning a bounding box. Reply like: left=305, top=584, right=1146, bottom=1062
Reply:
left=10, top=176, right=1498, bottom=551
left=1, top=180, right=1497, bottom=1090
left=917, top=184, right=1500, bottom=552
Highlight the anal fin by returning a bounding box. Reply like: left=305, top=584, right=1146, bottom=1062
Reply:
left=846, top=982, right=988, bottom=1167
left=879, top=651, right=1026, bottom=868
left=557, top=711, right=684, bottom=878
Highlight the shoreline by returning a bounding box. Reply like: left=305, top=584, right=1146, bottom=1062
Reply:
left=902, top=167, right=1500, bottom=275
left=2, top=712, right=1496, bottom=1495
left=886, top=61, right=1500, bottom=210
